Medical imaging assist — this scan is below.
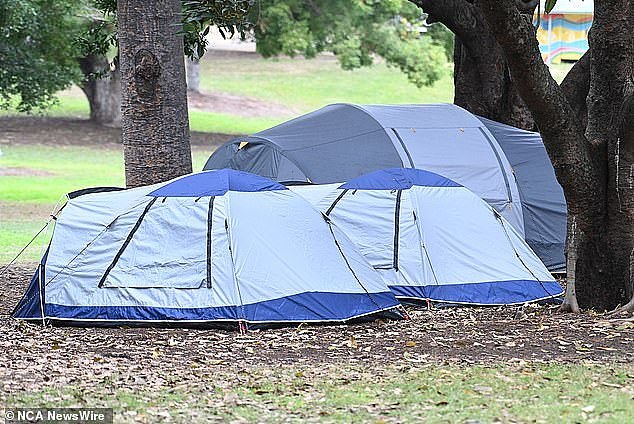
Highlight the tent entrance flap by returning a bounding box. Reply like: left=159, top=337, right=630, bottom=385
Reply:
left=98, top=198, right=157, bottom=288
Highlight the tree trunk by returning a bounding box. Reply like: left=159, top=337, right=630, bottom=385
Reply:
left=117, top=0, right=193, bottom=188
left=78, top=54, right=121, bottom=127
left=453, top=34, right=534, bottom=130
left=414, top=0, right=536, bottom=129
left=476, top=0, right=634, bottom=311
left=186, top=57, right=201, bottom=93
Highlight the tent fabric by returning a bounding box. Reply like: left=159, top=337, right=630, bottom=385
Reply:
left=477, top=117, right=566, bottom=272
left=205, top=104, right=524, bottom=235
left=204, top=103, right=566, bottom=271
left=290, top=168, right=563, bottom=306
left=13, top=170, right=401, bottom=327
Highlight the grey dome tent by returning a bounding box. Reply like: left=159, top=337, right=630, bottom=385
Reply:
left=204, top=103, right=566, bottom=272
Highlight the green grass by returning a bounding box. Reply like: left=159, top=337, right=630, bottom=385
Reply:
left=1, top=95, right=283, bottom=135
left=2, top=54, right=455, bottom=135
left=0, top=145, right=210, bottom=263
left=7, top=363, right=634, bottom=422
left=199, top=55, right=454, bottom=112
left=188, top=109, right=282, bottom=134
left=0, top=145, right=125, bottom=204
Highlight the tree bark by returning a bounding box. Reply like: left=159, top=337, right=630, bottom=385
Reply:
left=586, top=0, right=634, bottom=310
left=413, top=0, right=534, bottom=129
left=453, top=36, right=534, bottom=129
left=476, top=0, right=634, bottom=311
left=78, top=54, right=121, bottom=127
left=559, top=50, right=590, bottom=129
left=118, top=0, right=193, bottom=188
left=186, top=57, right=201, bottom=93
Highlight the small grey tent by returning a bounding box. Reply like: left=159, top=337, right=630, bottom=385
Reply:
left=204, top=103, right=566, bottom=272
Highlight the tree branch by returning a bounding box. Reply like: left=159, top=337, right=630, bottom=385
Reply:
left=585, top=0, right=634, bottom=145
left=560, top=50, right=591, bottom=127
left=411, top=0, right=479, bottom=45
left=475, top=0, right=604, bottom=219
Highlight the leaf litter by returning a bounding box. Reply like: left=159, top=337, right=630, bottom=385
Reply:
left=1, top=264, right=633, bottom=421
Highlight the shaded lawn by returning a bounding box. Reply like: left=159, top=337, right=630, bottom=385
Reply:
left=2, top=260, right=633, bottom=423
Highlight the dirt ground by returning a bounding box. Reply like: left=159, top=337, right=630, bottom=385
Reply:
left=1, top=264, right=633, bottom=397
left=0, top=116, right=234, bottom=149
left=2, top=115, right=633, bottom=416
left=187, top=90, right=297, bottom=118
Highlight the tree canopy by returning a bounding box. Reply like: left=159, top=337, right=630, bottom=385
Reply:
left=0, top=0, right=453, bottom=114
left=254, top=0, right=451, bottom=87
left=0, top=0, right=253, bottom=114
left=0, top=0, right=82, bottom=111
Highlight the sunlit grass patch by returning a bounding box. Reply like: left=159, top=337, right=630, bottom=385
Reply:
left=7, top=363, right=633, bottom=423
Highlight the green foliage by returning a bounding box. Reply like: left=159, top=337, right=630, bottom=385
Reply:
left=254, top=0, right=450, bottom=87
left=0, top=0, right=83, bottom=111
left=426, top=23, right=454, bottom=60
left=74, top=2, right=117, bottom=60
left=182, top=0, right=254, bottom=59
left=545, top=0, right=558, bottom=14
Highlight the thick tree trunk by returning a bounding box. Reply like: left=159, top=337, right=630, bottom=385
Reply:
left=453, top=36, right=534, bottom=130
left=415, top=0, right=535, bottom=129
left=118, top=0, right=193, bottom=188
left=476, top=0, right=634, bottom=311
left=186, top=58, right=201, bottom=93
left=587, top=0, right=634, bottom=311
left=78, top=54, right=121, bottom=127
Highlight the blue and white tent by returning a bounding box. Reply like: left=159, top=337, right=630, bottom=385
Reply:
left=291, top=168, right=563, bottom=305
left=204, top=103, right=567, bottom=272
left=13, top=169, right=402, bottom=328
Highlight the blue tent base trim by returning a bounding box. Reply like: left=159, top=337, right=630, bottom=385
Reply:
left=20, top=308, right=404, bottom=330
left=12, top=248, right=48, bottom=319
left=390, top=280, right=563, bottom=306
left=22, top=291, right=402, bottom=328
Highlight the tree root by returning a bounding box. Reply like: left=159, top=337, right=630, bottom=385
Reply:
left=559, top=215, right=581, bottom=314
left=608, top=296, right=634, bottom=316
left=558, top=299, right=580, bottom=314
